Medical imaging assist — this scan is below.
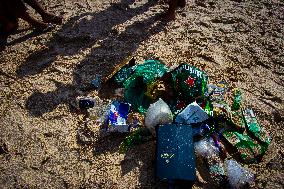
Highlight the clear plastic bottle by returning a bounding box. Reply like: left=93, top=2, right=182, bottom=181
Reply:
left=194, top=138, right=227, bottom=188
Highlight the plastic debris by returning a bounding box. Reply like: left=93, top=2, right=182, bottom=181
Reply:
left=221, top=131, right=267, bottom=163
left=175, top=101, right=209, bottom=124
left=113, top=57, right=137, bottom=85
left=194, top=138, right=219, bottom=159
left=83, top=59, right=271, bottom=187
left=207, top=81, right=228, bottom=102
left=145, top=99, right=173, bottom=135
left=77, top=97, right=95, bottom=109
left=225, top=159, right=254, bottom=189
left=107, top=101, right=131, bottom=132
left=123, top=59, right=169, bottom=113
left=212, top=101, right=231, bottom=118
left=119, top=128, right=152, bottom=153
left=243, top=109, right=271, bottom=147
left=194, top=138, right=226, bottom=187
left=105, top=56, right=136, bottom=84
left=192, top=123, right=211, bottom=140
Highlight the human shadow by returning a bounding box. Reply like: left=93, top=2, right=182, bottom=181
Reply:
left=1, top=23, right=52, bottom=50
left=0, top=35, right=8, bottom=51
left=24, top=0, right=167, bottom=117
left=16, top=0, right=158, bottom=77
left=6, top=28, right=50, bottom=47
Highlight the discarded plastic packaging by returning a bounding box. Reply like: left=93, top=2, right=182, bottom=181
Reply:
left=225, top=159, right=254, bottom=189
left=194, top=138, right=219, bottom=159
left=77, top=97, right=95, bottom=109
left=105, top=56, right=136, bottom=84
left=119, top=128, right=152, bottom=153
left=123, top=59, right=169, bottom=113
left=206, top=81, right=228, bottom=102
left=212, top=101, right=231, bottom=118
left=203, top=100, right=213, bottom=116
left=175, top=101, right=209, bottom=124
left=221, top=131, right=267, bottom=163
left=113, top=57, right=137, bottom=86
left=107, top=101, right=131, bottom=132
left=145, top=98, right=173, bottom=135
left=243, top=109, right=271, bottom=147
left=192, top=123, right=210, bottom=139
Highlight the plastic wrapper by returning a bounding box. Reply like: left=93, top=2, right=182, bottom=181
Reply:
left=194, top=138, right=219, bottom=158
left=221, top=131, right=267, bottom=163
left=212, top=101, right=231, bottom=118
left=123, top=59, right=169, bottom=113
left=225, top=159, right=254, bottom=189
left=203, top=100, right=214, bottom=116
left=145, top=98, right=173, bottom=135
left=106, top=56, right=136, bottom=85
left=192, top=123, right=210, bottom=140
left=114, top=62, right=137, bottom=85
left=175, top=101, right=209, bottom=124
left=207, top=81, right=228, bottom=102
left=171, top=63, right=208, bottom=101
left=243, top=109, right=271, bottom=147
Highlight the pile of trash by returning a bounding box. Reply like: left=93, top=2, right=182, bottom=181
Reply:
left=77, top=58, right=271, bottom=188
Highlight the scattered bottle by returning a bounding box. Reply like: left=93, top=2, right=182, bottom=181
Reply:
left=232, top=88, right=242, bottom=110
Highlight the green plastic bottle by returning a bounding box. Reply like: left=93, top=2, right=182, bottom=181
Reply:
left=232, top=89, right=242, bottom=110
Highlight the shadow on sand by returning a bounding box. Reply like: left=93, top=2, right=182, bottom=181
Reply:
left=22, top=0, right=168, bottom=117
left=21, top=1, right=169, bottom=187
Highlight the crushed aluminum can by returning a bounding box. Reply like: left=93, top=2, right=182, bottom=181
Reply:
left=107, top=101, right=131, bottom=133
